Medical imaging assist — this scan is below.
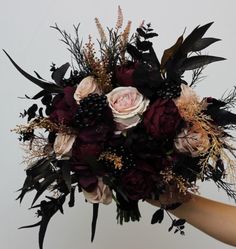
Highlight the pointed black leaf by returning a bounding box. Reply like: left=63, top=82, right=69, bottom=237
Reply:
left=27, top=104, right=38, bottom=121
left=59, top=160, right=71, bottom=192
left=32, top=174, right=58, bottom=206
left=51, top=63, right=70, bottom=86
left=174, top=218, right=186, bottom=226
left=144, top=32, right=158, bottom=39
left=41, top=94, right=52, bottom=106
left=91, top=203, right=99, bottom=242
left=19, top=221, right=41, bottom=229
left=38, top=107, right=44, bottom=117
left=3, top=50, right=63, bottom=93
left=180, top=22, right=214, bottom=55
left=136, top=39, right=152, bottom=51
left=136, top=28, right=146, bottom=38
left=68, top=187, right=75, bottom=207
left=151, top=208, right=164, bottom=224
left=191, top=38, right=221, bottom=52
left=126, top=43, right=142, bottom=60
left=28, top=90, right=48, bottom=100
left=180, top=55, right=226, bottom=71
left=34, top=71, right=44, bottom=80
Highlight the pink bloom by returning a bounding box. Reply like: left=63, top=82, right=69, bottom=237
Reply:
left=82, top=178, right=112, bottom=205
left=106, top=86, right=149, bottom=131
left=74, top=76, right=102, bottom=104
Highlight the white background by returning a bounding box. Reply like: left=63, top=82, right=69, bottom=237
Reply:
left=1, top=0, right=236, bottom=249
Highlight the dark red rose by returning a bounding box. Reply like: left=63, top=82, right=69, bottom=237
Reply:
left=115, top=62, right=138, bottom=87
left=143, top=99, right=183, bottom=140
left=49, top=86, right=78, bottom=125
left=120, top=161, right=158, bottom=200
left=70, top=140, right=103, bottom=191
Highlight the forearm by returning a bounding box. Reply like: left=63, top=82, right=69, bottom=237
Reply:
left=149, top=194, right=236, bottom=246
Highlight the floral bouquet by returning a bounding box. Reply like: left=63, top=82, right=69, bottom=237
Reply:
left=6, top=7, right=236, bottom=249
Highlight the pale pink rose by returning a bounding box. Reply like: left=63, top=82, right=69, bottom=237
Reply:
left=53, top=133, right=77, bottom=159
left=74, top=76, right=102, bottom=104
left=82, top=178, right=112, bottom=205
left=106, top=86, right=150, bottom=131
left=174, top=128, right=210, bottom=157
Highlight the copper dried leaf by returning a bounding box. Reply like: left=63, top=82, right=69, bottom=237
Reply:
left=160, top=35, right=183, bottom=69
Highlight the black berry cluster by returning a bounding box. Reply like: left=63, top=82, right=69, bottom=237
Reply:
left=156, top=81, right=181, bottom=99
left=74, top=93, right=108, bottom=128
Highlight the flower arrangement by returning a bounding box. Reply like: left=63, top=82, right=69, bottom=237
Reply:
left=6, top=7, right=236, bottom=249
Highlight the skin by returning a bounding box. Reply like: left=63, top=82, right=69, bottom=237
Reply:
left=148, top=194, right=236, bottom=247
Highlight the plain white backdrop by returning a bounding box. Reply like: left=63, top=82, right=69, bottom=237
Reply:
left=1, top=0, right=236, bottom=249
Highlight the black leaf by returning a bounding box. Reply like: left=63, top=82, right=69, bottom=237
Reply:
left=34, top=71, right=44, bottom=80
left=144, top=32, right=158, bottom=39
left=151, top=208, right=164, bottom=224
left=180, top=22, right=214, bottom=55
left=3, top=50, right=63, bottom=93
left=191, top=38, right=221, bottom=52
left=41, top=94, right=52, bottom=106
left=136, top=28, right=146, bottom=38
left=136, top=39, right=152, bottom=51
left=27, top=104, right=38, bottom=121
left=19, top=221, right=41, bottom=229
left=51, top=63, right=70, bottom=86
left=91, top=203, right=99, bottom=242
left=174, top=219, right=186, bottom=226
left=58, top=160, right=71, bottom=192
left=180, top=55, right=226, bottom=71
left=32, top=174, right=58, bottom=206
left=68, top=187, right=75, bottom=207
left=30, top=90, right=48, bottom=100
left=126, top=44, right=142, bottom=60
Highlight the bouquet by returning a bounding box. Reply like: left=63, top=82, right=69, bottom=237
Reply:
left=6, top=7, right=236, bottom=249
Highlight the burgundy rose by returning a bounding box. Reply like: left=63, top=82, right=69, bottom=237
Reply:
left=70, top=139, right=103, bottom=191
left=115, top=62, right=138, bottom=87
left=120, top=161, right=158, bottom=200
left=143, top=99, right=183, bottom=140
left=49, top=86, right=78, bottom=125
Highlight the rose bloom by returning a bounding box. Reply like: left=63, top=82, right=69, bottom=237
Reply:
left=115, top=62, right=137, bottom=87
left=49, top=86, right=78, bottom=125
left=53, top=133, right=77, bottom=160
left=74, top=76, right=102, bottom=104
left=106, top=86, right=149, bottom=131
left=174, top=127, right=210, bottom=157
left=82, top=177, right=112, bottom=205
left=143, top=98, right=183, bottom=140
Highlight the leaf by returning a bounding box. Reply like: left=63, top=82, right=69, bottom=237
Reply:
left=32, top=174, right=58, bottom=206
left=34, top=71, right=44, bottom=80
left=68, top=187, right=75, bottom=207
left=27, top=104, right=38, bottom=121
left=180, top=22, right=214, bottom=55
left=59, top=160, right=71, bottom=192
left=191, top=38, right=221, bottom=52
left=180, top=55, right=226, bottom=71
left=136, top=39, right=152, bottom=51
left=51, top=63, right=70, bottom=86
left=174, top=219, right=186, bottom=226
left=91, top=203, right=99, bottom=242
left=19, top=221, right=41, bottom=229
left=161, top=35, right=183, bottom=68
left=144, top=32, right=158, bottom=39
left=126, top=43, right=142, bottom=60
left=3, top=50, right=63, bottom=93
left=151, top=208, right=164, bottom=224
left=136, top=28, right=146, bottom=38
left=30, top=90, right=48, bottom=100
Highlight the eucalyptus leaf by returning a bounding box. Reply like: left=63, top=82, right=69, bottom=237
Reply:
left=151, top=208, right=164, bottom=224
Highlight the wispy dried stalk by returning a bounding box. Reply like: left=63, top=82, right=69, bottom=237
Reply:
left=95, top=17, right=107, bottom=44
left=115, top=6, right=123, bottom=30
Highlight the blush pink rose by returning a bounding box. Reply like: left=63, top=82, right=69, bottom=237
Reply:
left=53, top=133, right=77, bottom=160
left=106, top=86, right=149, bottom=131
left=74, top=76, right=102, bottom=104
left=82, top=177, right=112, bottom=205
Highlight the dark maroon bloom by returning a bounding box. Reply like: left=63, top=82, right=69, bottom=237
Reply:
left=143, top=99, right=182, bottom=140
left=115, top=62, right=138, bottom=87
left=49, top=86, right=78, bottom=125
left=120, top=160, right=158, bottom=200
left=70, top=140, right=103, bottom=191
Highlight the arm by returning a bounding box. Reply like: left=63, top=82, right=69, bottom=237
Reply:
left=148, top=194, right=236, bottom=247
